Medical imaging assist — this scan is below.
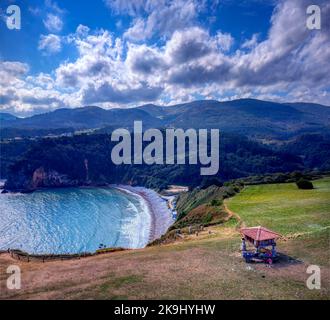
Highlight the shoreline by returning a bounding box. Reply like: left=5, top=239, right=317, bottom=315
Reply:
left=0, top=184, right=175, bottom=256
left=115, top=185, right=174, bottom=244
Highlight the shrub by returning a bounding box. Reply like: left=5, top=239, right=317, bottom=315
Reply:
left=296, top=178, right=314, bottom=190
left=203, top=212, right=213, bottom=224
left=211, top=199, right=222, bottom=206
left=232, top=184, right=241, bottom=193
left=223, top=186, right=237, bottom=198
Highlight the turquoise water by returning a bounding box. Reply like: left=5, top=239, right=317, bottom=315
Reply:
left=0, top=188, right=151, bottom=254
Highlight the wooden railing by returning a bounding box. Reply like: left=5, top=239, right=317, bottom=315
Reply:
left=7, top=247, right=126, bottom=263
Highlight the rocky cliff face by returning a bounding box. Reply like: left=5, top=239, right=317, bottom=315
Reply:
left=4, top=167, right=81, bottom=193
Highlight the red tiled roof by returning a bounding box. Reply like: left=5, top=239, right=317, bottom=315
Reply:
left=240, top=226, right=281, bottom=241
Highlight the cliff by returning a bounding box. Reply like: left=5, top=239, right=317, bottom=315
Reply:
left=4, top=167, right=82, bottom=193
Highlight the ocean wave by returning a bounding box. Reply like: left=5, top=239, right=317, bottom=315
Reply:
left=0, top=187, right=157, bottom=254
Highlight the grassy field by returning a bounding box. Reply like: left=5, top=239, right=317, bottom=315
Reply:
left=1, top=228, right=329, bottom=300
left=0, top=178, right=329, bottom=300
left=227, top=177, right=330, bottom=236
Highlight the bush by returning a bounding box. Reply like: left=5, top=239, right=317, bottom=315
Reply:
left=203, top=212, right=213, bottom=224
left=211, top=199, right=222, bottom=206
left=296, top=178, right=314, bottom=190
left=223, top=186, right=237, bottom=198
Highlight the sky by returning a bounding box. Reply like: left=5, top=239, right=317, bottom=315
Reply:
left=0, top=0, right=329, bottom=116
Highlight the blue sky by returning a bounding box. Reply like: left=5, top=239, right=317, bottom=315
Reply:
left=0, top=0, right=329, bottom=115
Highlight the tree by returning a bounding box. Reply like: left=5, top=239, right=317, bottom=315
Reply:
left=296, top=178, right=314, bottom=190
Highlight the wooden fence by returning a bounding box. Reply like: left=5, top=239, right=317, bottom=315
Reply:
left=7, top=247, right=126, bottom=263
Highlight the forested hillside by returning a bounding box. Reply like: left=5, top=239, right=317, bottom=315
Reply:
left=2, top=132, right=307, bottom=192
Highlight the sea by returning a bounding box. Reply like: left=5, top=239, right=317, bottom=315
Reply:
left=0, top=187, right=151, bottom=254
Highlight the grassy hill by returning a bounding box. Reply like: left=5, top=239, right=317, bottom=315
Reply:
left=227, top=177, right=330, bottom=236
left=1, top=178, right=329, bottom=300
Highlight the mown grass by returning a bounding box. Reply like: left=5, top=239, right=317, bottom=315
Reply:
left=227, top=177, right=330, bottom=236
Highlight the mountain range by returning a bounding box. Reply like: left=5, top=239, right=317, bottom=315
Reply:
left=1, top=99, right=330, bottom=190
left=1, top=99, right=330, bottom=139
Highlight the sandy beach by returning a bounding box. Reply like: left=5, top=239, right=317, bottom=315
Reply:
left=115, top=185, right=174, bottom=243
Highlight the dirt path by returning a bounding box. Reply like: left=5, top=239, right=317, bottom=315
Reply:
left=223, top=200, right=246, bottom=229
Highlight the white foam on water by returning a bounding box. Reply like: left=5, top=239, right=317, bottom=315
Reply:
left=0, top=186, right=169, bottom=254
left=115, top=187, right=152, bottom=249
left=117, top=185, right=174, bottom=241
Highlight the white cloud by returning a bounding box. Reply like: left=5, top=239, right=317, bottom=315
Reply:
left=43, top=13, right=63, bottom=33
left=76, top=24, right=90, bottom=37
left=216, top=32, right=234, bottom=52
left=241, top=33, right=259, bottom=50
left=38, top=34, right=62, bottom=54
left=0, top=62, right=76, bottom=115
left=127, top=44, right=167, bottom=75
left=1, top=0, right=330, bottom=115
left=124, top=19, right=147, bottom=41
left=0, top=61, right=29, bottom=88
left=114, top=0, right=201, bottom=41
left=45, top=0, right=66, bottom=15
left=104, top=0, right=147, bottom=16
left=165, top=27, right=214, bottom=64
left=0, top=62, right=30, bottom=111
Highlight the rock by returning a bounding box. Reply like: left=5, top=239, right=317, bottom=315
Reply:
left=4, top=167, right=82, bottom=193
left=31, top=167, right=47, bottom=189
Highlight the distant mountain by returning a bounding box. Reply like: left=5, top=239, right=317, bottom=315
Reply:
left=0, top=113, right=17, bottom=122
left=1, top=99, right=329, bottom=139
left=140, top=99, right=330, bottom=139
left=136, top=103, right=188, bottom=118
left=288, top=102, right=330, bottom=120
left=1, top=106, right=162, bottom=131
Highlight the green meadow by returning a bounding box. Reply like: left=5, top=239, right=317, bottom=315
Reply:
left=227, top=177, right=330, bottom=236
